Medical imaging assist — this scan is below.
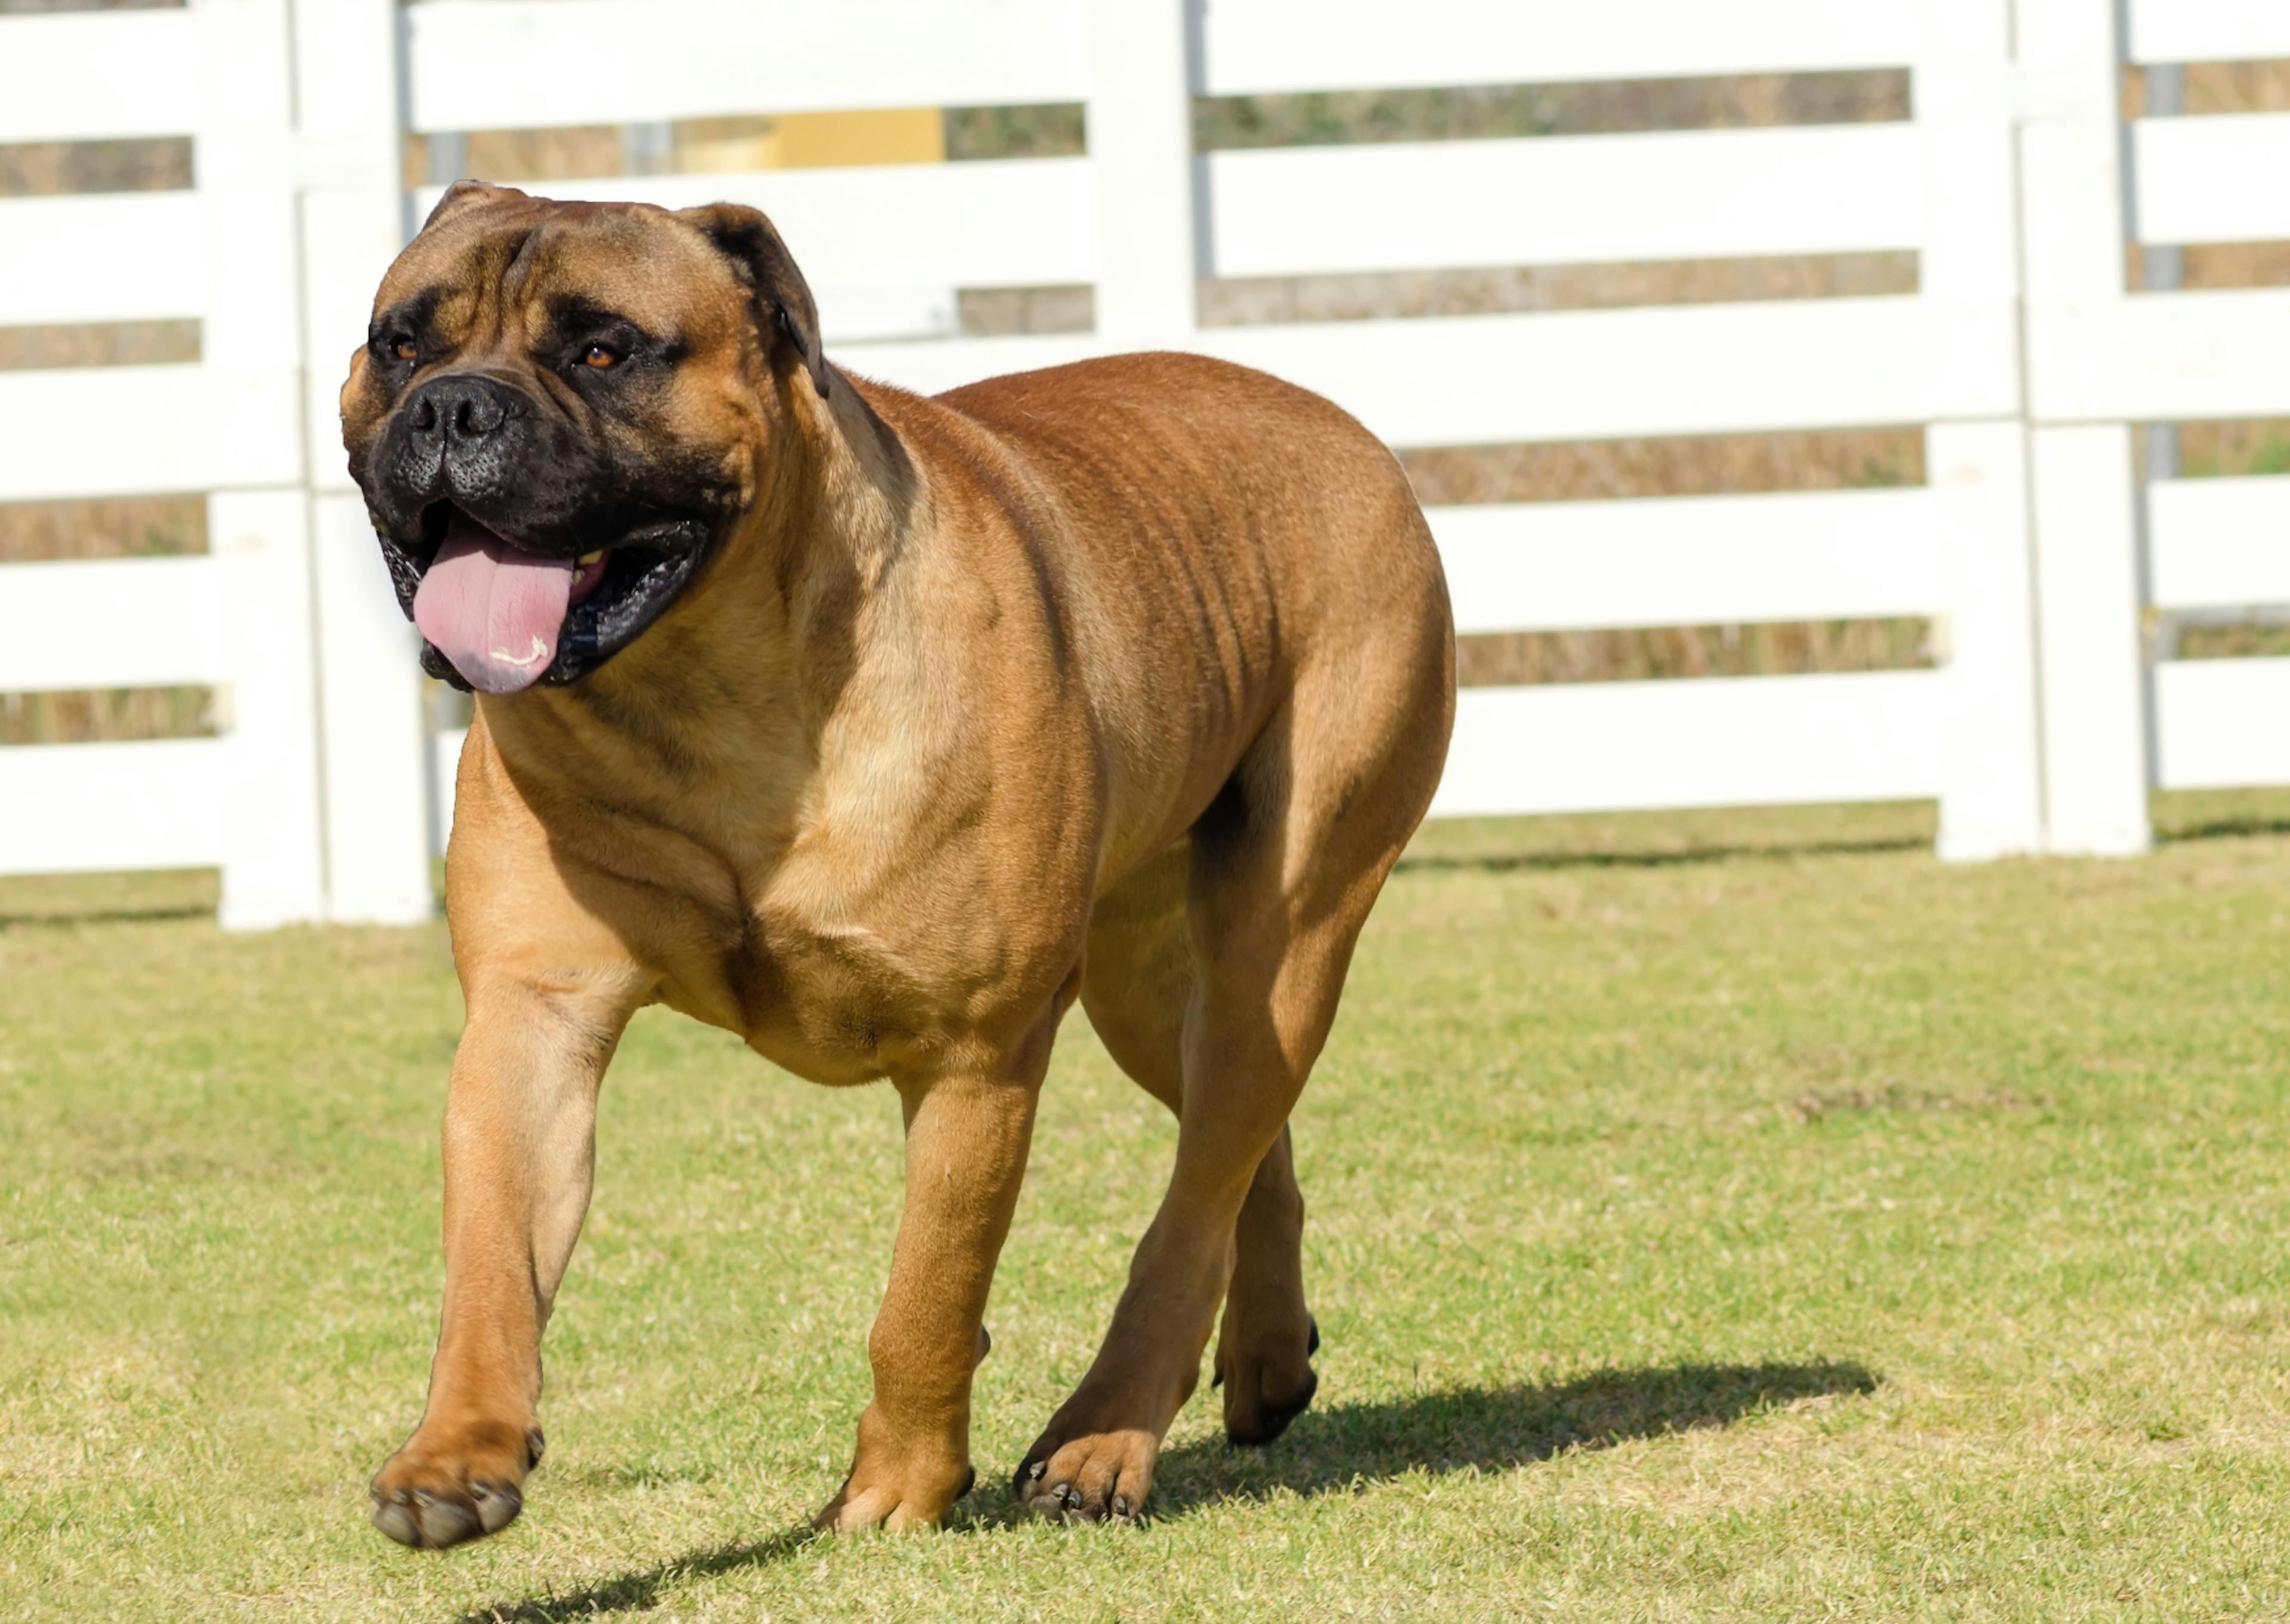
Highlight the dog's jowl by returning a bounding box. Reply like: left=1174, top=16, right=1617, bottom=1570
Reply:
left=341, top=182, right=1455, bottom=1546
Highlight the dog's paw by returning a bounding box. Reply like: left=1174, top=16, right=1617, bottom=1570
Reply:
left=1012, top=1425, right=1156, bottom=1524
left=1217, top=1312, right=1320, bottom=1446
left=813, top=1456, right=975, bottom=1533
left=370, top=1418, right=543, bottom=1549
left=812, top=1402, right=976, bottom=1533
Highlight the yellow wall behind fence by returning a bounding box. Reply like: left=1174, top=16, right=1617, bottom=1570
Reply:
left=674, top=107, right=945, bottom=172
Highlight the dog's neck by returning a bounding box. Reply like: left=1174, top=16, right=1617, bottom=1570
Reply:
left=478, top=367, right=926, bottom=825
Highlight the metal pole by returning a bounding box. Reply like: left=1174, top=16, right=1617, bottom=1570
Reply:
left=2142, top=64, right=2183, bottom=491
left=2142, top=63, right=2183, bottom=665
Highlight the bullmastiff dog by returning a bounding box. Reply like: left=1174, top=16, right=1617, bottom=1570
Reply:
left=342, top=181, right=1454, bottom=1546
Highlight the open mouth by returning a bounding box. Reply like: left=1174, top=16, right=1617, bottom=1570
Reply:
left=401, top=503, right=715, bottom=694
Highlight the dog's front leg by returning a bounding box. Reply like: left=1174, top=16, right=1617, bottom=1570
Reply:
left=815, top=1033, right=1049, bottom=1532
left=370, top=978, right=633, bottom=1549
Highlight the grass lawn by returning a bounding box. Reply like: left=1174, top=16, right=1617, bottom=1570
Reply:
left=4, top=798, right=2290, bottom=1621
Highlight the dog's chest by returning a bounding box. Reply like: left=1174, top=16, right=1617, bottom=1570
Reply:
left=615, top=767, right=1082, bottom=1085
left=654, top=893, right=943, bottom=1086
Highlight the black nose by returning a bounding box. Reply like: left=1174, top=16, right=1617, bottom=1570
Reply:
left=406, top=374, right=519, bottom=450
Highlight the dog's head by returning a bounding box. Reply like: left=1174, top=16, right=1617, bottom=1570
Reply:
left=340, top=183, right=828, bottom=694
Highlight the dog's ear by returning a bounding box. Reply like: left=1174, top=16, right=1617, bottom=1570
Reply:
left=678, top=202, right=830, bottom=399
left=420, top=179, right=531, bottom=234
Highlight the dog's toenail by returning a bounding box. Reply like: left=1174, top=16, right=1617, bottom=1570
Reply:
left=474, top=1482, right=522, bottom=1534
left=525, top=1428, right=547, bottom=1468
left=416, top=1496, right=481, bottom=1548
left=1112, top=1494, right=1132, bottom=1519
left=412, top=1489, right=435, bottom=1508
left=1025, top=1460, right=1045, bottom=1482
left=371, top=1497, right=422, bottom=1548
left=469, top=1482, right=491, bottom=1501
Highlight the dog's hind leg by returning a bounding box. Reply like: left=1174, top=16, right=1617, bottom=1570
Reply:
left=1214, top=1123, right=1318, bottom=1443
left=1023, top=656, right=1444, bottom=1520
left=1078, top=845, right=1192, bottom=1121
left=1081, top=856, right=1320, bottom=1448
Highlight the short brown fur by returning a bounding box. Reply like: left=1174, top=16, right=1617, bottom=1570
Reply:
left=342, top=186, right=1453, bottom=1543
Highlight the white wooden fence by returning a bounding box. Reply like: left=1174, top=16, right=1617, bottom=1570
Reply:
left=2, top=0, right=2287, bottom=925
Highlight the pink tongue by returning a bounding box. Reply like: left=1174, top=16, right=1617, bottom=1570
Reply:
left=412, top=516, right=577, bottom=695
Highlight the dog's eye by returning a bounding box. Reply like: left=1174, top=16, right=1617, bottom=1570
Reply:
left=391, top=338, right=417, bottom=363
left=582, top=343, right=620, bottom=371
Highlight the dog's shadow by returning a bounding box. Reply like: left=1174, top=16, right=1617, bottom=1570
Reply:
left=451, top=1359, right=1873, bottom=1622
left=1147, top=1358, right=1874, bottom=1513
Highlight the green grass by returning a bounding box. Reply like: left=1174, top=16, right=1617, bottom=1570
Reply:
left=7, top=803, right=2290, bottom=1621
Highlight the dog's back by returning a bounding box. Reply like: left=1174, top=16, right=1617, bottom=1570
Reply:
left=886, top=351, right=1455, bottom=884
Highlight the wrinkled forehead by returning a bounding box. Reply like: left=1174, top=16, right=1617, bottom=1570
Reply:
left=374, top=200, right=740, bottom=338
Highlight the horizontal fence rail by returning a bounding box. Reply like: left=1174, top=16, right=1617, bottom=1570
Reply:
left=2154, top=662, right=2290, bottom=789
left=1200, top=0, right=1918, bottom=95
left=404, top=0, right=1088, bottom=131
left=1435, top=672, right=1944, bottom=819
left=2149, top=478, right=2290, bottom=609
left=0, top=559, right=226, bottom=693
left=0, top=8, right=201, bottom=142
left=2128, top=0, right=2290, bottom=64
left=8, top=0, right=2290, bottom=925
left=0, top=366, right=303, bottom=504
left=2030, top=288, right=2290, bottom=423
left=414, top=157, right=1096, bottom=305
left=1203, top=124, right=1924, bottom=277
left=7, top=741, right=231, bottom=876
left=0, top=194, right=206, bottom=326
left=841, top=297, right=2021, bottom=446
left=1429, top=491, right=1945, bottom=636
left=2132, top=114, right=2290, bottom=245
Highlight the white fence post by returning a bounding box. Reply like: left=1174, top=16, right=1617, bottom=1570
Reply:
left=1930, top=422, right=2045, bottom=857
left=196, top=0, right=327, bottom=928
left=213, top=492, right=327, bottom=928
left=1087, top=0, right=1200, bottom=341
left=294, top=0, right=437, bottom=922
left=2018, top=0, right=2153, bottom=854
left=1917, top=0, right=2046, bottom=859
